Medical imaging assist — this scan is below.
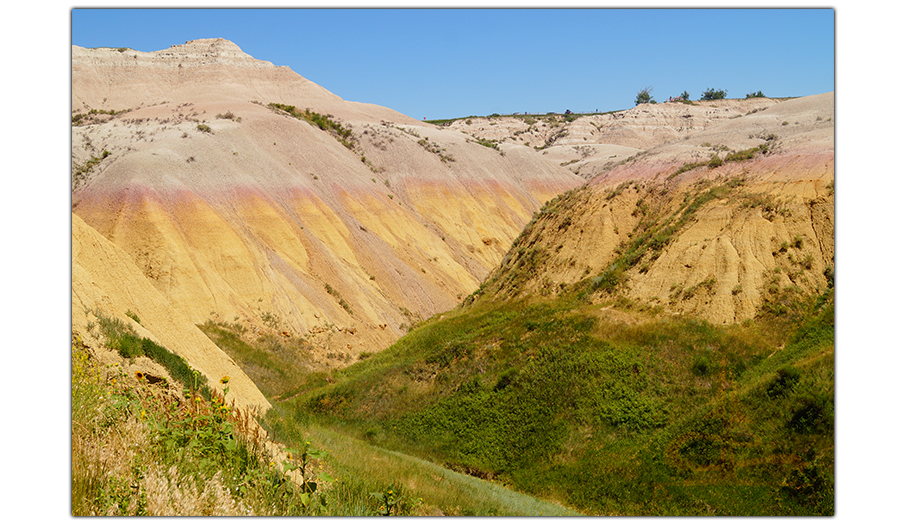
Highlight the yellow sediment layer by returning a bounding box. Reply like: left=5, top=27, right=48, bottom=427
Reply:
left=338, top=190, right=480, bottom=293
left=72, top=212, right=271, bottom=412
left=287, top=191, right=360, bottom=269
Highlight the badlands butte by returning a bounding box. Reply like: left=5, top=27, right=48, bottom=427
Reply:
left=72, top=38, right=833, bottom=412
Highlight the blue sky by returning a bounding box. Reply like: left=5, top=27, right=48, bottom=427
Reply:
left=71, top=7, right=834, bottom=120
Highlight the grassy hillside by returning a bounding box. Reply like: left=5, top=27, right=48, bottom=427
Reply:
left=274, top=284, right=834, bottom=515
left=73, top=314, right=578, bottom=516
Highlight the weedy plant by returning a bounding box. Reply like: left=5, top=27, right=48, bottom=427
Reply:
left=281, top=440, right=336, bottom=513
left=371, top=483, right=404, bottom=516
left=72, top=333, right=340, bottom=516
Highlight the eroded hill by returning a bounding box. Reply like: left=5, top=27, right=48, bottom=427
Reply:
left=470, top=93, right=834, bottom=324
left=71, top=39, right=582, bottom=375
left=434, top=96, right=795, bottom=182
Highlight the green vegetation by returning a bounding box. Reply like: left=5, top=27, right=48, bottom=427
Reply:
left=261, top=416, right=577, bottom=515
left=268, top=103, right=355, bottom=150
left=669, top=136, right=777, bottom=182
left=72, top=149, right=111, bottom=189
left=581, top=178, right=746, bottom=298
left=125, top=309, right=141, bottom=324
left=424, top=109, right=624, bottom=127
left=635, top=87, right=655, bottom=105
left=91, top=309, right=214, bottom=401
left=277, top=280, right=833, bottom=515
left=72, top=108, right=130, bottom=126
left=473, top=138, right=500, bottom=151
left=71, top=333, right=338, bottom=516
left=746, top=90, right=766, bottom=98
left=325, top=283, right=354, bottom=315
left=215, top=111, right=242, bottom=122
left=668, top=160, right=707, bottom=179
left=196, top=123, right=213, bottom=134
left=270, top=102, right=383, bottom=170
left=417, top=138, right=455, bottom=163
left=197, top=319, right=318, bottom=401
left=700, top=88, right=728, bottom=101
left=535, top=127, right=568, bottom=150
left=82, top=311, right=576, bottom=515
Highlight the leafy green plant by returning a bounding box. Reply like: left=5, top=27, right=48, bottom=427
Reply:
left=260, top=311, right=280, bottom=330
left=668, top=160, right=706, bottom=179
left=370, top=483, right=403, bottom=516
left=196, top=123, right=213, bottom=133
left=72, top=331, right=330, bottom=516
left=282, top=440, right=336, bottom=512
left=286, top=282, right=833, bottom=515
left=92, top=310, right=214, bottom=400
left=474, top=138, right=500, bottom=151
left=72, top=108, right=130, bottom=126
left=746, top=90, right=766, bottom=98
left=690, top=354, right=713, bottom=376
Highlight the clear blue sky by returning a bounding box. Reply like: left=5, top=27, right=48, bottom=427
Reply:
left=71, top=8, right=834, bottom=120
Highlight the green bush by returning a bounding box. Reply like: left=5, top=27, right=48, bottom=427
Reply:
left=788, top=391, right=833, bottom=434
left=766, top=365, right=802, bottom=397
left=691, top=355, right=712, bottom=376
left=746, top=90, right=766, bottom=98
left=700, top=88, right=727, bottom=101
left=635, top=87, right=655, bottom=106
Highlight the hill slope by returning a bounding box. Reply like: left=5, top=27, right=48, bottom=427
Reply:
left=272, top=93, right=834, bottom=515
left=71, top=39, right=582, bottom=370
left=72, top=212, right=270, bottom=411
left=472, top=92, right=834, bottom=324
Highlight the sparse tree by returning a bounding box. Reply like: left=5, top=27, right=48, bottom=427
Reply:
left=680, top=90, right=690, bottom=101
left=700, top=88, right=727, bottom=101
left=635, top=87, right=655, bottom=106
left=746, top=90, right=766, bottom=99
